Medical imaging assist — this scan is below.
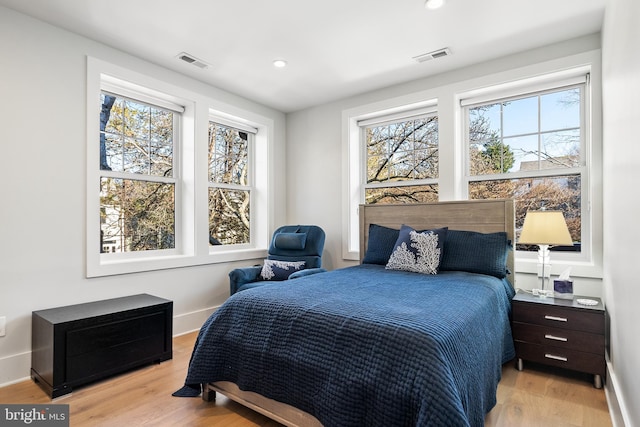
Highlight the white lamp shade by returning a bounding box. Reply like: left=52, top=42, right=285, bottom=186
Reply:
left=519, top=210, right=573, bottom=246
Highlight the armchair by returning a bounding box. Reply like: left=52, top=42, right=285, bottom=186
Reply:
left=229, top=225, right=326, bottom=295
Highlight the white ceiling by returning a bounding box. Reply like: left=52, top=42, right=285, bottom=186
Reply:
left=0, top=0, right=605, bottom=112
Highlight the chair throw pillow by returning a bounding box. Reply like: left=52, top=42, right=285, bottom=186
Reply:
left=260, top=259, right=306, bottom=281
left=274, top=232, right=307, bottom=250
left=386, top=225, right=447, bottom=275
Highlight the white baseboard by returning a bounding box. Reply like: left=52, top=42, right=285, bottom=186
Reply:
left=172, top=305, right=219, bottom=336
left=0, top=351, right=32, bottom=387
left=0, top=306, right=219, bottom=389
left=605, top=360, right=632, bottom=427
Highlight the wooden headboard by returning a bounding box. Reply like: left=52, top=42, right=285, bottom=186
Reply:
left=359, top=199, right=516, bottom=286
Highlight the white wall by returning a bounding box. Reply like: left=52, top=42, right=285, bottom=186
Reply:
left=0, top=7, right=286, bottom=386
left=602, top=0, right=640, bottom=425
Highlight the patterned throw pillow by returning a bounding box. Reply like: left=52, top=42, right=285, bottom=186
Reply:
left=260, top=259, right=306, bottom=280
left=385, top=225, right=447, bottom=275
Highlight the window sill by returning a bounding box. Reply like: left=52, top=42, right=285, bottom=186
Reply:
left=87, top=248, right=268, bottom=278
left=515, top=257, right=602, bottom=279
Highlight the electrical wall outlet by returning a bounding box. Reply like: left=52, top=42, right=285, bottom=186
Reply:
left=0, top=316, right=6, bottom=336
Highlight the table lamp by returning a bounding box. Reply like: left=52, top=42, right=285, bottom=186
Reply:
left=518, top=210, right=573, bottom=295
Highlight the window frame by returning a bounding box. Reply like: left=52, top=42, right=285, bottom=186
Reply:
left=361, top=108, right=440, bottom=204
left=207, top=116, right=257, bottom=250
left=98, top=88, right=183, bottom=258
left=460, top=71, right=595, bottom=272
left=87, top=57, right=272, bottom=277
left=342, top=96, right=439, bottom=260
left=343, top=52, right=602, bottom=278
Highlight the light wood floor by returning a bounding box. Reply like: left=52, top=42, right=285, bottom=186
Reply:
left=0, top=332, right=611, bottom=426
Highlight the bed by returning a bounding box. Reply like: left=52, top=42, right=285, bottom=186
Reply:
left=175, top=199, right=516, bottom=427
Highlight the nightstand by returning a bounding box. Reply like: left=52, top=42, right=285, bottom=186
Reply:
left=512, top=290, right=605, bottom=388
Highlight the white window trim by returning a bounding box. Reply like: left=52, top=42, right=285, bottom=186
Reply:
left=343, top=50, right=602, bottom=278
left=342, top=95, right=439, bottom=260
left=207, top=115, right=256, bottom=250
left=460, top=74, right=593, bottom=271
left=86, top=57, right=272, bottom=277
left=97, top=89, right=183, bottom=260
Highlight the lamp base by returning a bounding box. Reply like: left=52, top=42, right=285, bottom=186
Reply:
left=536, top=244, right=552, bottom=295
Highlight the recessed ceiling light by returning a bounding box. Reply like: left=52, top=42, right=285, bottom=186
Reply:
left=273, top=59, right=288, bottom=68
left=425, top=0, right=445, bottom=9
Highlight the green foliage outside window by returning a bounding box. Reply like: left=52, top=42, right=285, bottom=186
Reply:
left=468, top=87, right=582, bottom=249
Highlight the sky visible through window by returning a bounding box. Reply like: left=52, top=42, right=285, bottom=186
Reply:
left=471, top=88, right=580, bottom=174
left=468, top=86, right=583, bottom=249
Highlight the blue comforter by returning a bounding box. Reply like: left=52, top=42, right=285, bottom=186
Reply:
left=181, top=264, right=515, bottom=427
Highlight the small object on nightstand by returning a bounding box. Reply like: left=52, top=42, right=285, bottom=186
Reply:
left=553, top=280, right=573, bottom=299
left=518, top=210, right=573, bottom=293
left=553, top=267, right=573, bottom=299
left=577, top=298, right=598, bottom=306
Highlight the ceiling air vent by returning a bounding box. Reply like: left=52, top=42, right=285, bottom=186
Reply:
left=413, top=47, right=452, bottom=63
left=177, top=52, right=210, bottom=69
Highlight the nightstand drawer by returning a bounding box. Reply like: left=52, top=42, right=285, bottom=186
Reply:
left=512, top=301, right=604, bottom=334
left=515, top=341, right=606, bottom=377
left=512, top=321, right=604, bottom=354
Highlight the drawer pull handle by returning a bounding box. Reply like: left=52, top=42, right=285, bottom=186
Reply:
left=545, top=354, right=568, bottom=362
left=544, top=315, right=568, bottom=322
left=545, top=334, right=568, bottom=342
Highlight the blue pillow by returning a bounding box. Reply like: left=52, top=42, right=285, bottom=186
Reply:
left=439, top=230, right=509, bottom=278
left=362, top=224, right=400, bottom=265
left=274, top=232, right=306, bottom=250
left=260, top=259, right=306, bottom=280
left=386, top=225, right=447, bottom=275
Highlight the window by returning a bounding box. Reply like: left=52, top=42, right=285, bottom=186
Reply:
left=99, top=91, right=180, bottom=253
left=342, top=100, right=438, bottom=258
left=344, top=54, right=601, bottom=276
left=86, top=57, right=273, bottom=277
left=363, top=113, right=439, bottom=204
left=463, top=79, right=587, bottom=254
left=208, top=120, right=254, bottom=246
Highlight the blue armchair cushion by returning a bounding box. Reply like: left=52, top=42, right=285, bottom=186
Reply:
left=267, top=226, right=324, bottom=266
left=274, top=232, right=307, bottom=250
left=260, top=259, right=306, bottom=281
left=386, top=225, right=447, bottom=275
